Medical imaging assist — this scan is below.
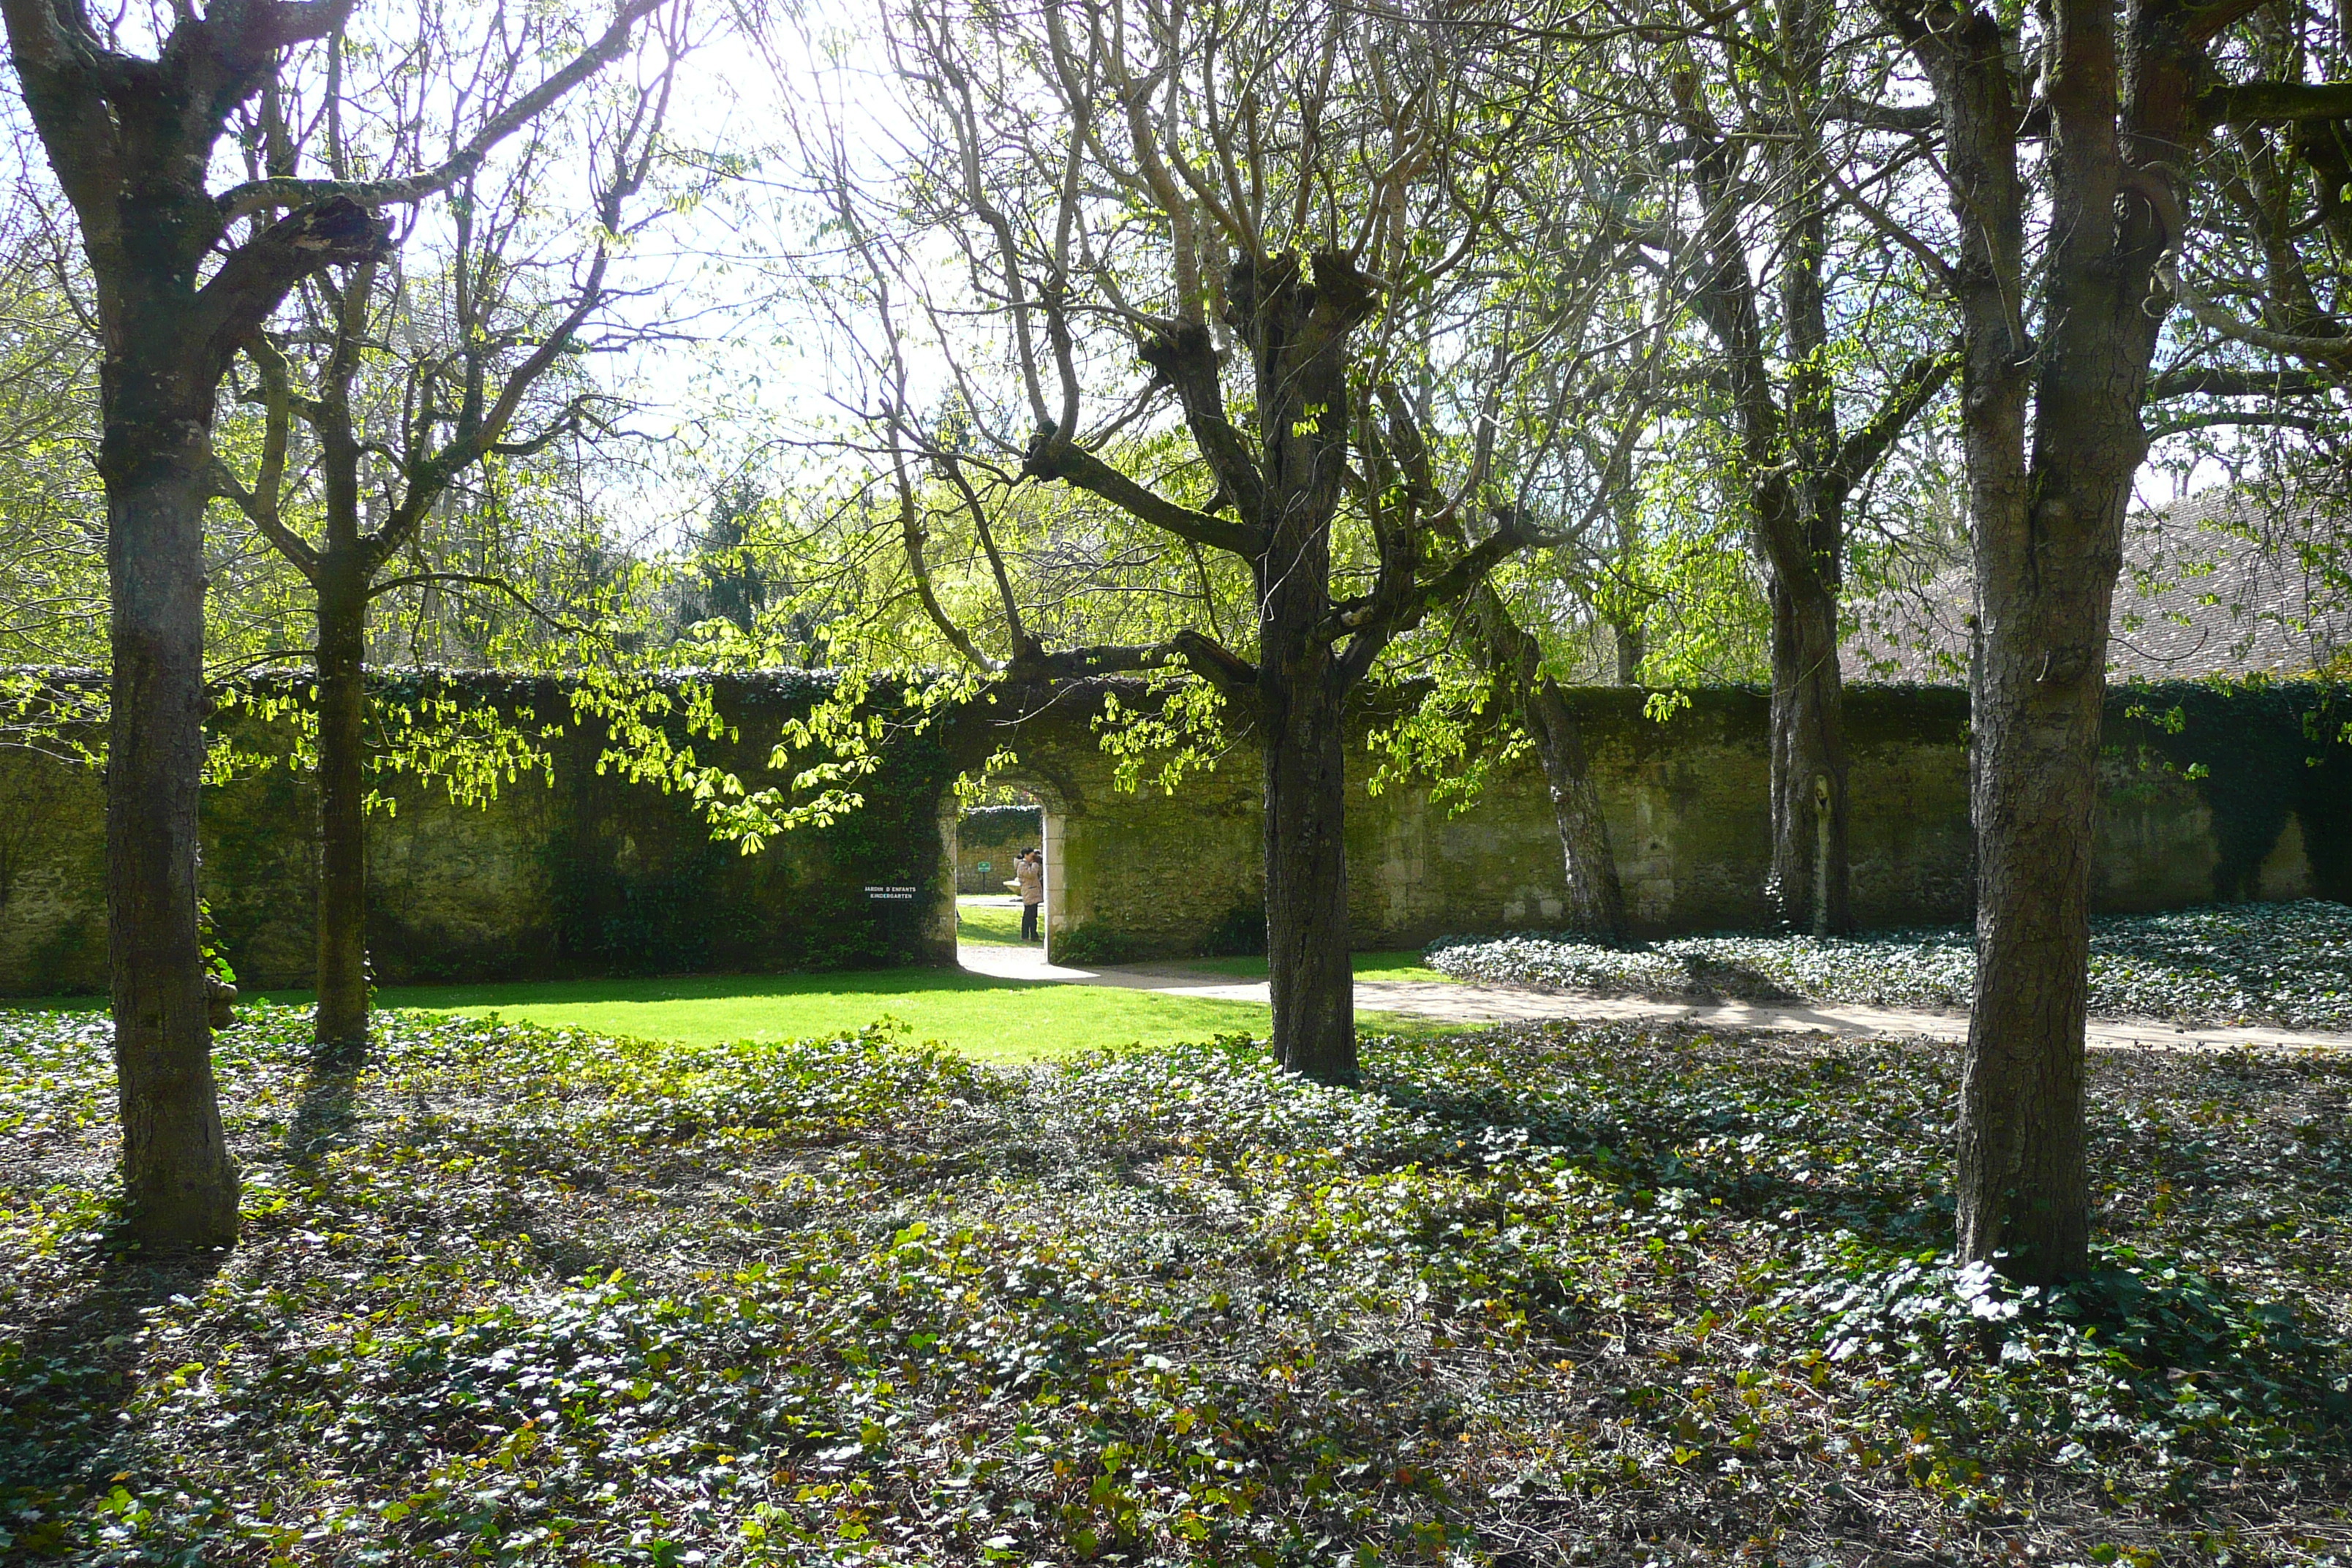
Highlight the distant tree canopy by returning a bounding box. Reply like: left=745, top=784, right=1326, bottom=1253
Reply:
left=681, top=482, right=772, bottom=638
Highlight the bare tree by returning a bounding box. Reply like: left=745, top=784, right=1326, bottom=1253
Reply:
left=1426, top=241, right=1679, bottom=947
left=0, top=0, right=671, bottom=1248
left=1664, top=0, right=1955, bottom=935
left=785, top=0, right=1612, bottom=1082
left=212, top=7, right=688, bottom=1050
left=1855, top=0, right=2352, bottom=1281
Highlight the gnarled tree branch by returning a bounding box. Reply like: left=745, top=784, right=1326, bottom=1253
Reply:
left=1022, top=427, right=1264, bottom=557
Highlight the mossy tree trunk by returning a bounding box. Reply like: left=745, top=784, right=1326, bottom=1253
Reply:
left=1469, top=583, right=1627, bottom=942
left=312, top=564, right=372, bottom=1049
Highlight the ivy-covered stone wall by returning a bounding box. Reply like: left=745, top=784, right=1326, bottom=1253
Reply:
left=0, top=674, right=2341, bottom=993
left=0, top=671, right=963, bottom=994
left=997, top=682, right=2350, bottom=962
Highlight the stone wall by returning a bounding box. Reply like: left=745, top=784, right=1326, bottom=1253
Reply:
left=1003, top=683, right=2348, bottom=960
left=0, top=672, right=962, bottom=995
left=0, top=674, right=2342, bottom=994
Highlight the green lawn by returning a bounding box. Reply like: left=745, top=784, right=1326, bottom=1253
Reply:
left=353, top=970, right=1472, bottom=1060
left=955, top=895, right=1030, bottom=948
left=255, top=969, right=1264, bottom=1063
left=2, top=934, right=1463, bottom=1063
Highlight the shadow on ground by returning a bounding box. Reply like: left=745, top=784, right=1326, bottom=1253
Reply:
left=267, top=967, right=1066, bottom=1012
left=1368, top=1032, right=1952, bottom=1251
left=0, top=1247, right=227, bottom=1545
left=1671, top=953, right=1798, bottom=1001
left=284, top=1039, right=371, bottom=1169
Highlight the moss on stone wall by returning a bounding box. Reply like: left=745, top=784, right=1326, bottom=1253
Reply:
left=974, top=677, right=2347, bottom=960
left=2103, top=682, right=2352, bottom=905
left=0, top=668, right=960, bottom=994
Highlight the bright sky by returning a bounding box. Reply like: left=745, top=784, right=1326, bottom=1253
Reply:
left=558, top=0, right=950, bottom=553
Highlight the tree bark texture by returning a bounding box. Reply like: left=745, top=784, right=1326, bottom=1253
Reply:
left=304, top=267, right=380, bottom=1054
left=1765, top=571, right=1850, bottom=933
left=5, top=0, right=392, bottom=1248
left=1258, top=641, right=1357, bottom=1083
left=1920, top=4, right=2090, bottom=1286
left=312, top=569, right=370, bottom=1049
left=1684, top=34, right=1863, bottom=938
left=1763, top=106, right=1854, bottom=937
left=1234, top=252, right=1373, bottom=1085
left=103, top=418, right=239, bottom=1248
left=1526, top=678, right=1630, bottom=942
left=1471, top=584, right=1628, bottom=941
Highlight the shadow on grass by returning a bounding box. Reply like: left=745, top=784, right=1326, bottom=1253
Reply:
left=1365, top=1035, right=2352, bottom=1412
left=2054, top=1261, right=2352, bottom=1411
left=1368, top=1055, right=1949, bottom=1251
left=260, top=965, right=1066, bottom=1013
left=285, top=1039, right=369, bottom=1170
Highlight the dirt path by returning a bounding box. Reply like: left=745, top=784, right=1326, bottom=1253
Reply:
left=957, top=943, right=2352, bottom=1054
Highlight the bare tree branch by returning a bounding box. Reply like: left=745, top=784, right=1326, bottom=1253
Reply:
left=212, top=0, right=672, bottom=220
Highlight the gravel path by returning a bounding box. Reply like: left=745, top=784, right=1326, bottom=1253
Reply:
left=959, top=943, right=2352, bottom=1054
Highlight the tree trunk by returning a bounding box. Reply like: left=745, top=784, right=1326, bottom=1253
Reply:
left=1917, top=0, right=2177, bottom=1285
left=312, top=569, right=370, bottom=1049
left=1761, top=45, right=1852, bottom=940
left=1259, top=640, right=1356, bottom=1084
left=7, top=0, right=394, bottom=1258
left=1937, top=99, right=2091, bottom=1288
left=1956, top=470, right=2121, bottom=1283
left=1956, top=290, right=2152, bottom=1284
left=1766, top=571, right=1850, bottom=933
left=1527, top=676, right=1629, bottom=941
left=1612, top=621, right=1644, bottom=685
left=1465, top=586, right=1627, bottom=939
left=101, top=405, right=239, bottom=1249
left=1235, top=251, right=1368, bottom=1088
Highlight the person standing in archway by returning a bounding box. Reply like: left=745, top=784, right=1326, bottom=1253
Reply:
left=1017, top=848, right=1044, bottom=943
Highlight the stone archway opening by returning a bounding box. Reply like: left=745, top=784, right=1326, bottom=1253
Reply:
left=951, top=786, right=1066, bottom=965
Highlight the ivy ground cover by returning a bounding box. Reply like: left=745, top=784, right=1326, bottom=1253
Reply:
left=3, top=1005, right=2348, bottom=1564
left=1427, top=900, right=2352, bottom=1031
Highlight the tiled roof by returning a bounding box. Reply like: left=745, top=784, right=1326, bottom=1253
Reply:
left=1843, top=488, right=2351, bottom=682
